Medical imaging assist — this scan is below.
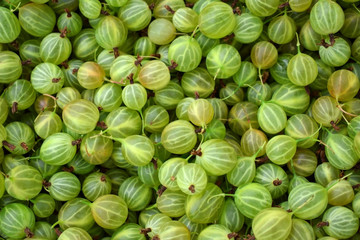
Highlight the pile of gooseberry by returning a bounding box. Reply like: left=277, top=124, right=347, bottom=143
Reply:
left=0, top=0, right=360, bottom=239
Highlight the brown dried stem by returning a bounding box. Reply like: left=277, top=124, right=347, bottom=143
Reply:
left=189, top=184, right=195, bottom=193
left=11, top=102, right=18, bottom=114
left=164, top=5, right=175, bottom=14
left=273, top=178, right=282, bottom=186
left=316, top=221, right=329, bottom=228
left=71, top=139, right=82, bottom=146
left=64, top=8, right=71, bottom=17
left=20, top=142, right=28, bottom=151
left=2, top=141, right=16, bottom=151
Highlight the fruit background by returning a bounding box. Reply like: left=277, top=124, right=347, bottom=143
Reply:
left=0, top=0, right=360, bottom=239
